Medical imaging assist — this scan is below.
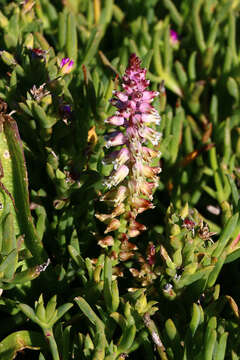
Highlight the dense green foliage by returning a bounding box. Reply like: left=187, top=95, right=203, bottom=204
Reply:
left=0, top=0, right=240, bottom=359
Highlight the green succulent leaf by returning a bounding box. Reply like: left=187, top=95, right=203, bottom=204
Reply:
left=0, top=330, right=46, bottom=360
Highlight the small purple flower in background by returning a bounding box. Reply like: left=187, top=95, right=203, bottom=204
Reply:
left=97, top=54, right=161, bottom=239
left=170, top=29, right=179, bottom=46
left=59, top=104, right=72, bottom=125
left=61, top=104, right=72, bottom=116
left=59, top=58, right=74, bottom=74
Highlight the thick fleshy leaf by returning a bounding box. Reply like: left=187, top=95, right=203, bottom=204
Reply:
left=52, top=303, right=73, bottom=325
left=3, top=119, right=47, bottom=263
left=0, top=330, right=46, bottom=360
left=0, top=249, right=17, bottom=273
left=18, top=303, right=38, bottom=324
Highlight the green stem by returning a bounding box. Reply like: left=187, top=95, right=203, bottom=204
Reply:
left=43, top=328, right=60, bottom=360
left=143, top=313, right=168, bottom=360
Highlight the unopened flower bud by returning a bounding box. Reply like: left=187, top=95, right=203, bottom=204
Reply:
left=59, top=57, right=74, bottom=74
left=104, top=218, right=121, bottom=234
left=98, top=236, right=114, bottom=248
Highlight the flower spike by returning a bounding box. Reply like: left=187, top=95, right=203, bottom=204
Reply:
left=98, top=54, right=161, bottom=238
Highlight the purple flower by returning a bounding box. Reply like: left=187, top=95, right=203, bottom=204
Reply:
left=59, top=58, right=74, bottom=74
left=59, top=104, right=72, bottom=117
left=62, top=104, right=72, bottom=115
left=170, top=29, right=179, bottom=45
left=98, top=54, right=161, bottom=238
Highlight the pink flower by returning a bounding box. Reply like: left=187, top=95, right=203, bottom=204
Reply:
left=105, top=115, right=125, bottom=126
left=104, top=131, right=127, bottom=148
left=112, top=148, right=130, bottom=169
left=170, top=29, right=179, bottom=46
left=104, top=165, right=129, bottom=189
